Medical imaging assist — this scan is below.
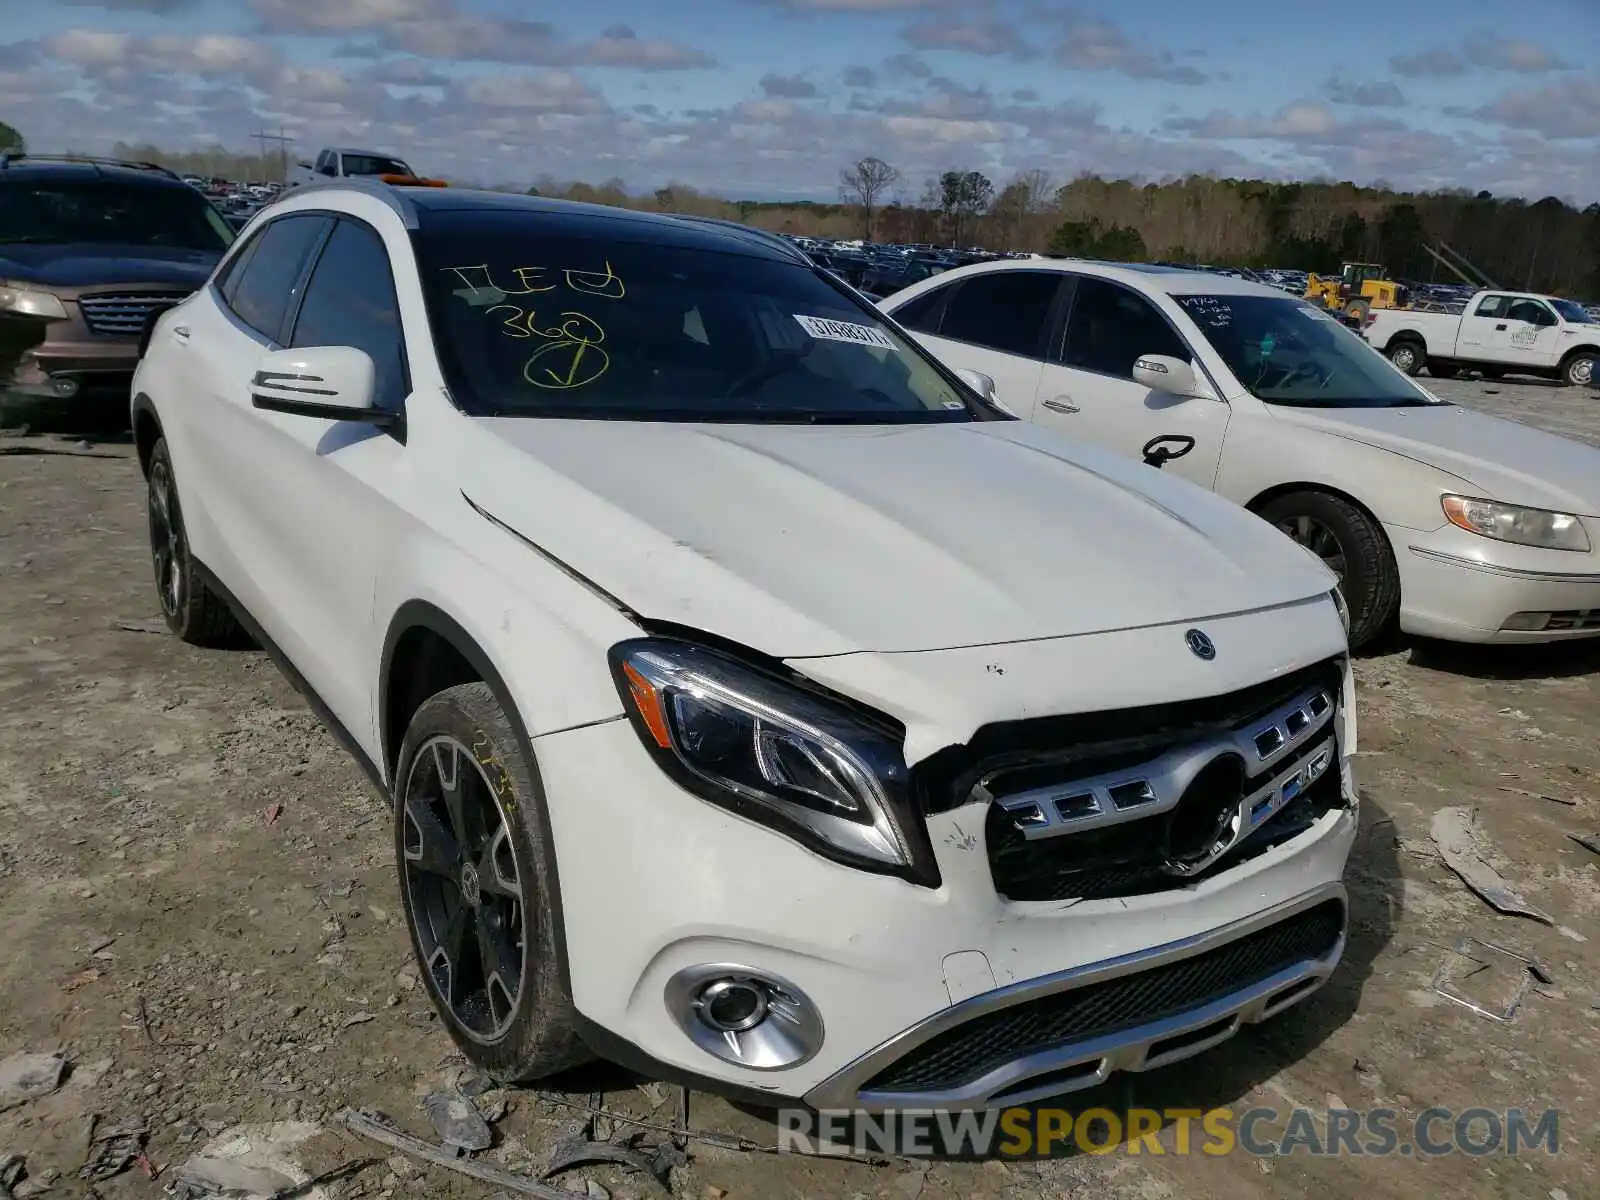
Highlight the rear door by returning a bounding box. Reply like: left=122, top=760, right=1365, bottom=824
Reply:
left=1456, top=293, right=1513, bottom=360
left=1033, top=275, right=1230, bottom=490
left=888, top=269, right=1066, bottom=418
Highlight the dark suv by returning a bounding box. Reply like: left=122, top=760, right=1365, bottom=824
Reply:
left=0, top=155, right=233, bottom=422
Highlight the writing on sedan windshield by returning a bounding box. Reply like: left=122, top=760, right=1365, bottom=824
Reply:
left=441, top=261, right=627, bottom=390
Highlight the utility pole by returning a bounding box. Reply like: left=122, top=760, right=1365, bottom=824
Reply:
left=252, top=125, right=292, bottom=183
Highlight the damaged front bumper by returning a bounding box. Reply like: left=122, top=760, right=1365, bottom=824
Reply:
left=533, top=659, right=1357, bottom=1108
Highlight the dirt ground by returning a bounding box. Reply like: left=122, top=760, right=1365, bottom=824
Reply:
left=1, top=377, right=1598, bottom=1200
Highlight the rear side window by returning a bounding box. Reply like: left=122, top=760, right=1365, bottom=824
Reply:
left=937, top=271, right=1062, bottom=358
left=224, top=214, right=333, bottom=340
left=891, top=284, right=952, bottom=334
left=1474, top=295, right=1510, bottom=317
left=289, top=219, right=408, bottom=411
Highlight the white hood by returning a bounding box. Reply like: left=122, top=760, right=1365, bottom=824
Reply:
left=1271, top=403, right=1600, bottom=516
left=461, top=417, right=1335, bottom=658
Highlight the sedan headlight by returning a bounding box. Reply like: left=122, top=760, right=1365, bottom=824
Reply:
left=610, top=638, right=938, bottom=885
left=1441, top=495, right=1591, bottom=552
left=0, top=284, right=69, bottom=320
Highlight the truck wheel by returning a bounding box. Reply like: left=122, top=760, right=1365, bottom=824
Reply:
left=1257, top=491, right=1399, bottom=651
left=394, top=682, right=590, bottom=1083
left=1386, top=340, right=1425, bottom=376
left=1561, top=351, right=1596, bottom=388
left=146, top=438, right=244, bottom=646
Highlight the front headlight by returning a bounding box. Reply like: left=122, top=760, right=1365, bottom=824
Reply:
left=0, top=284, right=69, bottom=320
left=610, top=638, right=937, bottom=885
left=1441, top=495, right=1591, bottom=552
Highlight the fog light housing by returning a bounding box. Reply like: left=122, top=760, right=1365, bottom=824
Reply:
left=49, top=376, right=79, bottom=397
left=665, top=964, right=823, bottom=1070
left=1500, top=612, right=1552, bottom=632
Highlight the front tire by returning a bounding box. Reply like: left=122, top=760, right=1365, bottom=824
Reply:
left=1562, top=351, right=1596, bottom=388
left=1257, top=491, right=1399, bottom=650
left=394, top=682, right=589, bottom=1082
left=146, top=438, right=243, bottom=645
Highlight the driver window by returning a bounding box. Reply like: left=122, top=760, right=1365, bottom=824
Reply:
left=1062, top=276, right=1189, bottom=380
left=1506, top=299, right=1553, bottom=327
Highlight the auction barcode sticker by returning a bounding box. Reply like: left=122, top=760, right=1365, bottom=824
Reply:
left=793, top=314, right=897, bottom=349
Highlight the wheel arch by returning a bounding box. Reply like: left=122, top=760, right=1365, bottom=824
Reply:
left=379, top=598, right=575, bottom=994
left=1245, top=480, right=1396, bottom=556
left=1381, top=329, right=1425, bottom=353
left=1559, top=343, right=1599, bottom=367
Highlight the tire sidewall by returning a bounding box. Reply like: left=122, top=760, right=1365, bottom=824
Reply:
left=1261, top=492, right=1396, bottom=648
left=392, top=682, right=576, bottom=1078
left=1388, top=343, right=1421, bottom=375
left=146, top=440, right=192, bottom=636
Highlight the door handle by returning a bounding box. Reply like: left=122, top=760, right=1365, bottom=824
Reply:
left=172, top=325, right=191, bottom=339
left=1043, top=396, right=1080, bottom=414
left=1494, top=323, right=1507, bottom=331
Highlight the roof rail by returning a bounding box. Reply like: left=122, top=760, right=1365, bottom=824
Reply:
left=669, top=213, right=810, bottom=265
left=0, top=153, right=182, bottom=180
left=273, top=176, right=422, bottom=229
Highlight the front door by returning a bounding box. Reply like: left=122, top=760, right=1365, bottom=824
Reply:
left=1033, top=274, right=1229, bottom=490
left=1492, top=297, right=1562, bottom=369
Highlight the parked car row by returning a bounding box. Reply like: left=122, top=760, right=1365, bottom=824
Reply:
left=126, top=175, right=1362, bottom=1113
left=876, top=258, right=1600, bottom=647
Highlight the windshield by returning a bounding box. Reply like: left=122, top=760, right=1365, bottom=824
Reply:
left=1550, top=297, right=1594, bottom=324
left=1174, top=293, right=1442, bottom=408
left=0, top=181, right=233, bottom=252
left=342, top=154, right=412, bottom=177
left=414, top=224, right=992, bottom=422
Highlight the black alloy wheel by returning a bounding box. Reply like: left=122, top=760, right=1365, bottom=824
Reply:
left=1257, top=490, right=1400, bottom=650
left=401, top=734, right=527, bottom=1042
left=147, top=453, right=188, bottom=621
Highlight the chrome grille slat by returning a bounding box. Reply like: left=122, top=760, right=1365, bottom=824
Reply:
left=78, top=291, right=189, bottom=337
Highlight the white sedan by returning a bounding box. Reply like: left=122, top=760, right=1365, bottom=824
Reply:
left=879, top=261, right=1600, bottom=648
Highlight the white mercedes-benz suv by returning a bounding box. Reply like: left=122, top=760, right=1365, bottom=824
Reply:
left=131, top=180, right=1357, bottom=1112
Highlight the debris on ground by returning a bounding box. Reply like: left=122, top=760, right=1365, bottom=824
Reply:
left=78, top=1117, right=146, bottom=1183
left=1430, top=807, right=1554, bottom=924
left=337, top=1108, right=588, bottom=1198
left=1430, top=936, right=1554, bottom=1023
left=1569, top=832, right=1600, bottom=857
left=110, top=618, right=167, bottom=634
left=1495, top=785, right=1578, bottom=807
left=168, top=1121, right=362, bottom=1200
left=539, top=1094, right=685, bottom=1199
left=0, top=1052, right=65, bottom=1113
left=421, top=1089, right=493, bottom=1153
left=0, top=1153, right=26, bottom=1199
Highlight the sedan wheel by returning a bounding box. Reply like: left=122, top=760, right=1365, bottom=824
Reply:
left=1257, top=490, right=1400, bottom=650
left=147, top=456, right=188, bottom=620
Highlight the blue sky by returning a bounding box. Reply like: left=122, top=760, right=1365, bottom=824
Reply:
left=2, top=0, right=1595, bottom=200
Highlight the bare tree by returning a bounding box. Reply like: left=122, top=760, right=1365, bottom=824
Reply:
left=839, top=157, right=900, bottom=240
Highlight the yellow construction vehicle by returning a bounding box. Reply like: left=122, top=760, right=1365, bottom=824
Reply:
left=1303, top=262, right=1408, bottom=324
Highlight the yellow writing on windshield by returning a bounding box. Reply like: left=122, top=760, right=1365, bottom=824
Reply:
left=442, top=262, right=626, bottom=301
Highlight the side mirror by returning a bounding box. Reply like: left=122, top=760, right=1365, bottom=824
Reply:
left=954, top=367, right=997, bottom=400
left=251, top=347, right=393, bottom=427
left=1133, top=354, right=1202, bottom=398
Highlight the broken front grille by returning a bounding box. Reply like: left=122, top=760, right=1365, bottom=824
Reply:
left=78, top=291, right=188, bottom=337
left=862, top=899, right=1344, bottom=1095
left=913, top=657, right=1348, bottom=903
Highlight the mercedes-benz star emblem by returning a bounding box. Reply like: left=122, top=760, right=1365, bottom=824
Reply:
left=1185, top=629, right=1216, bottom=660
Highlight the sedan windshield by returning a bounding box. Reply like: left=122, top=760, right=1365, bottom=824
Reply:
left=0, top=182, right=234, bottom=252
left=1550, top=297, right=1595, bottom=325
left=414, top=224, right=990, bottom=422
left=1174, top=293, right=1443, bottom=408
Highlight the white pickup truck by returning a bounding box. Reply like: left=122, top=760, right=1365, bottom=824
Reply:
left=286, top=147, right=439, bottom=190
left=1363, top=289, right=1600, bottom=387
